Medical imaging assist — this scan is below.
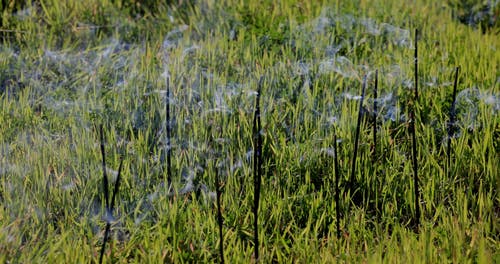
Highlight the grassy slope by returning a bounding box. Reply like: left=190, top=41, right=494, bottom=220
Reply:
left=0, top=0, right=499, bottom=262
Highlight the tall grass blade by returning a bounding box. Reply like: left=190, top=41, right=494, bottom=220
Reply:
left=252, top=77, right=263, bottom=261
left=447, top=67, right=460, bottom=173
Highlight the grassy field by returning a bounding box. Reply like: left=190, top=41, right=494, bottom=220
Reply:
left=0, top=0, right=499, bottom=262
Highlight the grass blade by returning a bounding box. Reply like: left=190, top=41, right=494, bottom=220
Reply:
left=253, top=77, right=263, bottom=261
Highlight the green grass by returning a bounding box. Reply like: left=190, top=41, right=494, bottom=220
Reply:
left=0, top=0, right=499, bottom=262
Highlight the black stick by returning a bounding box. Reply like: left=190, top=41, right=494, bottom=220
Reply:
left=372, top=70, right=380, bottom=216
left=110, top=159, right=123, bottom=214
left=410, top=70, right=420, bottom=231
left=333, top=133, right=341, bottom=239
left=373, top=70, right=378, bottom=160
left=100, top=125, right=109, bottom=209
left=99, top=124, right=109, bottom=264
left=98, top=129, right=124, bottom=264
left=447, top=67, right=460, bottom=172
left=99, top=160, right=123, bottom=264
left=348, top=75, right=367, bottom=193
left=99, top=222, right=111, bottom=264
left=215, top=162, right=225, bottom=264
left=253, top=77, right=263, bottom=261
left=166, top=77, right=172, bottom=185
left=410, top=112, right=420, bottom=231
left=414, top=29, right=419, bottom=101
left=216, top=117, right=225, bottom=264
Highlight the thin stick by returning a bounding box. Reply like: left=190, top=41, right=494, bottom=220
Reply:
left=447, top=67, right=460, bottom=172
left=215, top=162, right=225, bottom=264
left=99, top=160, right=123, bottom=264
left=373, top=70, right=378, bottom=160
left=333, top=133, right=341, bottom=239
left=348, top=75, right=367, bottom=193
left=414, top=29, right=419, bottom=101
left=216, top=118, right=225, bottom=264
left=410, top=84, right=420, bottom=231
left=110, top=159, right=123, bottom=213
left=372, top=70, right=379, bottom=216
left=100, top=125, right=109, bottom=209
left=98, top=129, right=124, bottom=264
left=410, top=28, right=421, bottom=231
left=99, top=223, right=111, bottom=264
left=253, top=77, right=263, bottom=261
left=166, top=77, right=172, bottom=185
left=99, top=124, right=109, bottom=264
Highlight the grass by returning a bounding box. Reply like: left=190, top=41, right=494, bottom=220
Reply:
left=0, top=0, right=499, bottom=262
